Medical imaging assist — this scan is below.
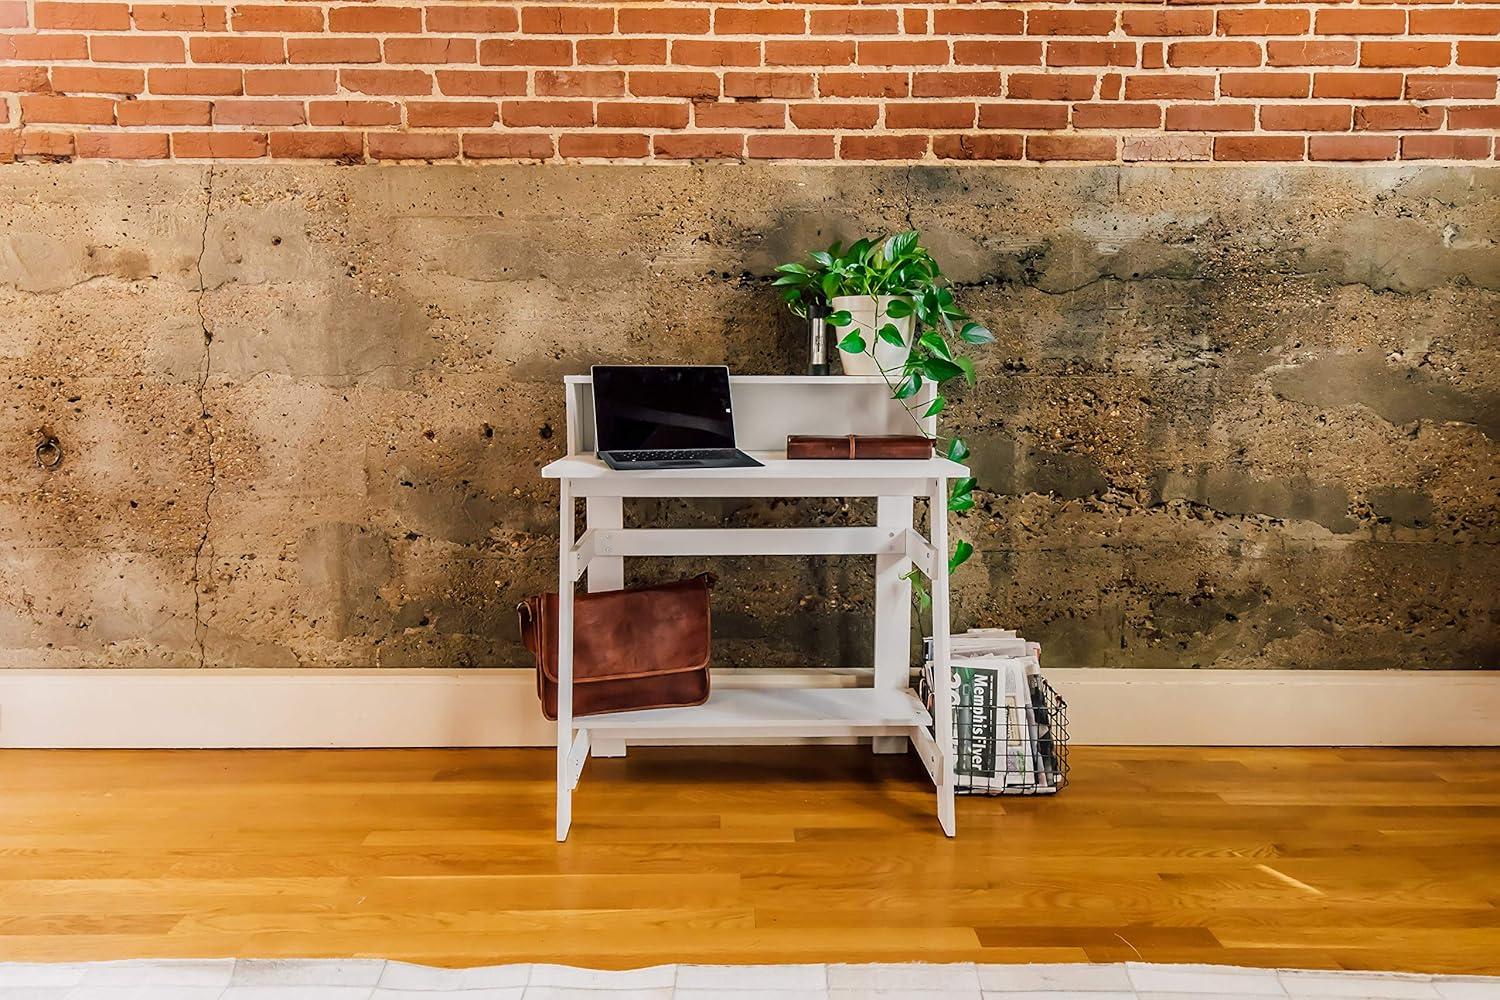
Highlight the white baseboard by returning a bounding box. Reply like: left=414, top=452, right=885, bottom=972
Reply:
left=0, top=667, right=1494, bottom=749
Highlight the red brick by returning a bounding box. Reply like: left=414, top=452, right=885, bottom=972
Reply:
left=268, top=130, right=362, bottom=159
left=424, top=5, right=518, bottom=33
left=1009, top=73, right=1096, bottom=100
left=723, top=71, right=814, bottom=99
left=1362, top=41, right=1452, bottom=67
left=1165, top=104, right=1255, bottom=130
left=629, top=70, right=719, bottom=98
left=1048, top=41, right=1137, bottom=67
left=1142, top=42, right=1165, bottom=70
left=1261, top=103, right=1353, bottom=130
left=912, top=72, right=1001, bottom=97
left=288, top=38, right=382, bottom=64
left=839, top=133, right=927, bottom=159
left=435, top=70, right=527, bottom=96
left=1027, top=135, right=1117, bottom=161
left=0, top=1, right=25, bottom=27
left=718, top=7, right=805, bottom=35
left=36, top=2, right=128, bottom=29
left=1309, top=135, right=1398, bottom=160
left=20, top=131, right=76, bottom=157
left=766, top=40, right=854, bottom=66
left=819, top=71, right=907, bottom=98
left=189, top=36, right=285, bottom=65
left=1169, top=41, right=1263, bottom=67
left=1402, top=134, right=1492, bottom=159
left=308, top=100, right=400, bottom=125
left=1124, top=74, right=1216, bottom=100
left=21, top=95, right=115, bottom=123
left=462, top=132, right=553, bottom=159
left=790, top=102, right=878, bottom=129
left=559, top=131, right=650, bottom=157
left=535, top=70, right=624, bottom=98
left=652, top=132, right=744, bottom=158
left=857, top=40, right=950, bottom=66
left=501, top=99, right=593, bottom=127
left=1100, top=72, right=1124, bottom=100
left=978, top=102, right=1069, bottom=129
left=521, top=5, right=614, bottom=35
left=1214, top=135, right=1305, bottom=161
left=1072, top=102, right=1162, bottom=129
left=903, top=8, right=927, bottom=36
left=1220, top=72, right=1310, bottom=98
left=619, top=7, right=706, bottom=35
left=385, top=38, right=477, bottom=65
left=329, top=5, right=421, bottom=33
left=1268, top=40, right=1357, bottom=66
left=693, top=100, right=786, bottom=129
left=1123, top=10, right=1213, bottom=36
left=245, top=69, right=337, bottom=95
left=90, top=34, right=186, bottom=63
left=596, top=101, right=689, bottom=128
left=953, top=40, right=1043, bottom=66
left=172, top=130, right=264, bottom=157
left=1314, top=71, right=1404, bottom=99
left=480, top=38, right=572, bottom=66
left=747, top=133, right=834, bottom=159
left=1123, top=135, right=1212, bottom=161
left=230, top=5, right=322, bottom=32
left=0, top=66, right=49, bottom=92
left=813, top=9, right=900, bottom=35
left=884, top=101, right=974, bottom=129
left=212, top=98, right=304, bottom=125
left=932, top=7, right=1024, bottom=35
left=1411, top=9, right=1500, bottom=35
left=1218, top=9, right=1308, bottom=36
left=339, top=69, right=433, bottom=96
left=1029, top=10, right=1116, bottom=36
left=3, top=34, right=89, bottom=60
left=369, top=132, right=458, bottom=160
left=1405, top=73, right=1495, bottom=99
left=116, top=98, right=208, bottom=125
left=933, top=133, right=1023, bottom=160
left=1460, top=42, right=1500, bottom=67
left=51, top=67, right=143, bottom=93
left=673, top=39, right=759, bottom=67
left=1450, top=104, right=1500, bottom=130
left=1316, top=9, right=1406, bottom=36
left=133, top=4, right=225, bottom=31
left=1355, top=104, right=1443, bottom=131
left=75, top=130, right=167, bottom=157
left=576, top=38, right=664, bottom=65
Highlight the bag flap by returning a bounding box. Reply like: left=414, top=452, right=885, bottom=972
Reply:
left=534, top=575, right=711, bottom=685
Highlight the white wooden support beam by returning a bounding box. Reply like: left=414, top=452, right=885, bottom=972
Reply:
left=904, top=528, right=936, bottom=580
left=566, top=729, right=590, bottom=790
left=595, top=527, right=898, bottom=558
left=568, top=529, right=597, bottom=583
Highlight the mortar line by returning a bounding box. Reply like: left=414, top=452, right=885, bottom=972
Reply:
left=191, top=164, right=217, bottom=670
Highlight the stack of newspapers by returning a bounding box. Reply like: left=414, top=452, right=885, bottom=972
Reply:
left=920, top=628, right=1066, bottom=795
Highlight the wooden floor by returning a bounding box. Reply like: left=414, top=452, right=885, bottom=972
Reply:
left=0, top=746, right=1497, bottom=975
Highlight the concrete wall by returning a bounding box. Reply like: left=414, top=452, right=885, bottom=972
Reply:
left=2, top=163, right=1497, bottom=671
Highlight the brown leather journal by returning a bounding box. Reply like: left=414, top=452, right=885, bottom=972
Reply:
left=519, top=574, right=713, bottom=721
left=786, top=434, right=935, bottom=460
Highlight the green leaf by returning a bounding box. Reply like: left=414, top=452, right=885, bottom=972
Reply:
left=959, top=322, right=995, bottom=345
left=809, top=250, right=835, bottom=268
left=772, top=274, right=807, bottom=287
left=893, top=372, right=922, bottom=400
left=918, top=331, right=953, bottom=361
left=921, top=356, right=965, bottom=383
left=950, top=476, right=976, bottom=498
left=955, top=356, right=977, bottom=386
left=948, top=494, right=976, bottom=513
left=947, top=437, right=969, bottom=463
left=904, top=572, right=931, bottom=611
left=827, top=310, right=852, bottom=327
left=775, top=262, right=809, bottom=275
left=883, top=297, right=914, bottom=319
left=820, top=272, right=840, bottom=299
left=948, top=540, right=974, bottom=572
left=923, top=395, right=945, bottom=417
left=837, top=331, right=867, bottom=354
left=877, top=323, right=906, bottom=348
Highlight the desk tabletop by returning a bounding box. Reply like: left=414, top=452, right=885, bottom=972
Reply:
left=541, top=451, right=970, bottom=481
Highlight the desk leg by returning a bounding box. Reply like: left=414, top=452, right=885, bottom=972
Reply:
left=929, top=478, right=957, bottom=838
left=873, top=496, right=914, bottom=755
left=556, top=479, right=575, bottom=843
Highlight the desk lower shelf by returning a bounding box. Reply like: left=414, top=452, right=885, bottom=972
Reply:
left=579, top=687, right=932, bottom=742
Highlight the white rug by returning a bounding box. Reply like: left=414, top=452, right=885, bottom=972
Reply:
left=1, top=961, right=1496, bottom=1000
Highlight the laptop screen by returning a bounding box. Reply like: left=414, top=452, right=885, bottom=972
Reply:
left=593, top=365, right=737, bottom=452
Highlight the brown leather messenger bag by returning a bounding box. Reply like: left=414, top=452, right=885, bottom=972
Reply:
left=519, top=573, right=713, bottom=721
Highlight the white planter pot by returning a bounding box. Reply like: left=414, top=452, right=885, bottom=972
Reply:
left=830, top=294, right=915, bottom=378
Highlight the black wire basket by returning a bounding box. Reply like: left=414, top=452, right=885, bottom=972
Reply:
left=921, top=665, right=1070, bottom=796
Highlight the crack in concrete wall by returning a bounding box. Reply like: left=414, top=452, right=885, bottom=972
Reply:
left=191, top=164, right=218, bottom=670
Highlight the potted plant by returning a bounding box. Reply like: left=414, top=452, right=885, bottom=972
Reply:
left=774, top=230, right=993, bottom=591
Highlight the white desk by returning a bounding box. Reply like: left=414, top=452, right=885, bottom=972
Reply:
left=540, top=376, right=962, bottom=841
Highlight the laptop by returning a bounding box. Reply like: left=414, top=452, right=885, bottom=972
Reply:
left=592, top=365, right=763, bottom=470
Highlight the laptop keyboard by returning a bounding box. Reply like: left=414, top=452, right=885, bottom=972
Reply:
left=613, top=449, right=726, bottom=462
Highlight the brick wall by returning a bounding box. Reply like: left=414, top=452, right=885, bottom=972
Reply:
left=0, top=0, right=1496, bottom=163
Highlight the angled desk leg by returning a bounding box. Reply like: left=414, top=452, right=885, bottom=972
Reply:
left=584, top=497, right=629, bottom=760
left=929, top=477, right=957, bottom=837
left=556, top=478, right=576, bottom=843
left=873, top=495, right=915, bottom=755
